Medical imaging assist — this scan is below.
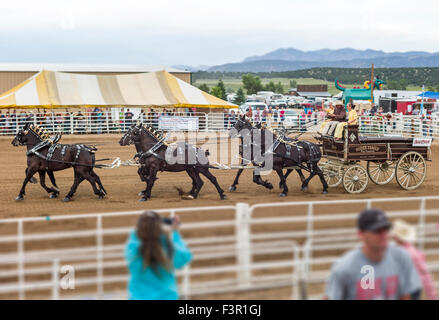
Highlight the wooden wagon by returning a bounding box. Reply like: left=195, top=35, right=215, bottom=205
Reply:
left=319, top=125, right=432, bottom=193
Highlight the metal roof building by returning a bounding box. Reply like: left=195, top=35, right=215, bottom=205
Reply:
left=0, top=63, right=192, bottom=95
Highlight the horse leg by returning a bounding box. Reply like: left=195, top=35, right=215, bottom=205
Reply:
left=301, top=170, right=317, bottom=192
left=47, top=171, right=60, bottom=193
left=185, top=169, right=198, bottom=197
left=199, top=167, right=226, bottom=200
left=140, top=168, right=158, bottom=201
left=90, top=170, right=107, bottom=196
left=64, top=171, right=84, bottom=202
left=191, top=170, right=204, bottom=199
left=229, top=169, right=244, bottom=192
left=315, top=165, right=329, bottom=194
left=253, top=171, right=274, bottom=189
left=275, top=168, right=288, bottom=197
left=16, top=167, right=37, bottom=200
left=38, top=170, right=59, bottom=198
left=82, top=170, right=105, bottom=199
left=27, top=168, right=38, bottom=184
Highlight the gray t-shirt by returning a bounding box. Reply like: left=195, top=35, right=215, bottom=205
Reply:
left=325, top=243, right=421, bottom=300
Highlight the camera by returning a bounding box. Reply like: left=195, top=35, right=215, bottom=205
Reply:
left=162, top=217, right=175, bottom=225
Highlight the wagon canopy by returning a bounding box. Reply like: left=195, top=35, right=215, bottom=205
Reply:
left=0, top=69, right=237, bottom=109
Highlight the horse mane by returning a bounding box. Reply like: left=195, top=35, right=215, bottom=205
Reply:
left=141, top=124, right=169, bottom=147
left=243, top=116, right=297, bottom=146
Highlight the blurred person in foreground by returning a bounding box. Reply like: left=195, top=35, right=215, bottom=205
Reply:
left=391, top=219, right=437, bottom=300
left=325, top=209, right=421, bottom=300
left=125, top=211, right=192, bottom=300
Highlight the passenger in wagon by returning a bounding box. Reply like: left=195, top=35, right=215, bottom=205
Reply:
left=334, top=103, right=358, bottom=141
left=322, top=101, right=346, bottom=136
left=317, top=102, right=334, bottom=134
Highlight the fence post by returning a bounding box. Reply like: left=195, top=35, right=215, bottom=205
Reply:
left=17, top=220, right=24, bottom=300
left=52, top=259, right=60, bottom=300
left=70, top=114, right=74, bottom=134
left=418, top=198, right=426, bottom=251
left=181, top=265, right=191, bottom=300
left=96, top=215, right=104, bottom=299
left=235, top=202, right=251, bottom=288
left=106, top=110, right=110, bottom=134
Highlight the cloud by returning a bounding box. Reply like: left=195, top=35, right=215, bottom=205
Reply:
left=0, top=0, right=438, bottom=65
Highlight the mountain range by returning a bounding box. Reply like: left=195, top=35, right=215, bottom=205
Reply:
left=188, top=48, right=439, bottom=72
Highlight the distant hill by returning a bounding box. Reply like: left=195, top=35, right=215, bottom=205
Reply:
left=207, top=48, right=439, bottom=72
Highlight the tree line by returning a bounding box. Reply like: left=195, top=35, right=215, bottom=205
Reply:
left=193, top=67, right=439, bottom=88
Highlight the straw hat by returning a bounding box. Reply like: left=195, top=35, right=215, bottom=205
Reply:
left=390, top=219, right=417, bottom=243
left=335, top=100, right=344, bottom=106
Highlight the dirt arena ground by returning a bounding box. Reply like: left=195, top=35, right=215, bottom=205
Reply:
left=1, top=133, right=439, bottom=219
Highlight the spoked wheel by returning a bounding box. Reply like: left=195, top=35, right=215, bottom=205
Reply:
left=342, top=165, right=369, bottom=194
left=395, top=151, right=426, bottom=190
left=367, top=161, right=396, bottom=185
left=322, top=165, right=343, bottom=187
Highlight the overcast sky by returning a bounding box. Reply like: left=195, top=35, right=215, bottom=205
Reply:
left=0, top=0, right=438, bottom=66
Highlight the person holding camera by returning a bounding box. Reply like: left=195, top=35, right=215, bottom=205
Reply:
left=125, top=211, right=192, bottom=300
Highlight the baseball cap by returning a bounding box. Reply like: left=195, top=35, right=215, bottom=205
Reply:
left=358, top=208, right=392, bottom=232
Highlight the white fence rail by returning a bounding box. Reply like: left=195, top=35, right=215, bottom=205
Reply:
left=0, top=196, right=439, bottom=300
left=1, top=110, right=439, bottom=138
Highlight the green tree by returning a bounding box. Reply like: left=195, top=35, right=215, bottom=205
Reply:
left=210, top=86, right=222, bottom=99
left=234, top=87, right=246, bottom=105
left=399, top=79, right=408, bottom=90
left=275, top=81, right=284, bottom=93
left=386, top=80, right=400, bottom=90
left=197, top=83, right=210, bottom=93
left=216, top=79, right=227, bottom=100
left=290, top=79, right=297, bottom=88
left=242, top=73, right=263, bottom=95
left=264, top=81, right=277, bottom=92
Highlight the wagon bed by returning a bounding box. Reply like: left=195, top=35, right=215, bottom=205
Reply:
left=319, top=125, right=432, bottom=193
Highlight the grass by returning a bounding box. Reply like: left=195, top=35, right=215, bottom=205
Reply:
left=194, top=78, right=423, bottom=96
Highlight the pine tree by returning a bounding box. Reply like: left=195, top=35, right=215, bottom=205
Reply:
left=234, top=87, right=246, bottom=105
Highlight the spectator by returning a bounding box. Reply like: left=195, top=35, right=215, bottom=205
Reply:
left=325, top=208, right=421, bottom=300
left=76, top=112, right=86, bottom=134
left=125, top=211, right=192, bottom=300
left=391, top=219, right=437, bottom=300
left=229, top=110, right=236, bottom=127
left=273, top=106, right=279, bottom=124
left=125, top=108, right=134, bottom=130
left=280, top=107, right=285, bottom=123
left=254, top=107, right=261, bottom=123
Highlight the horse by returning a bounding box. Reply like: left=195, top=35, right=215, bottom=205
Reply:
left=11, top=123, right=107, bottom=201
left=119, top=122, right=226, bottom=201
left=230, top=115, right=328, bottom=196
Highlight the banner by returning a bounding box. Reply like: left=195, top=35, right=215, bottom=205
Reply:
left=159, top=116, right=199, bottom=131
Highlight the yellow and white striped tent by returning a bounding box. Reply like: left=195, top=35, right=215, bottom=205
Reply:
left=0, top=69, right=237, bottom=109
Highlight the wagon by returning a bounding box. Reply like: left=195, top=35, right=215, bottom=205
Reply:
left=319, top=125, right=432, bottom=194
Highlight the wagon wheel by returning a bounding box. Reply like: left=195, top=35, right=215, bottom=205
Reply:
left=367, top=161, right=395, bottom=185
left=322, top=166, right=342, bottom=187
left=342, top=165, right=369, bottom=194
left=395, top=151, right=426, bottom=190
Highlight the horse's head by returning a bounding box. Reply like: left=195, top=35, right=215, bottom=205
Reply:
left=11, top=121, right=41, bottom=147
left=229, top=115, right=254, bottom=138
left=119, top=122, right=142, bottom=146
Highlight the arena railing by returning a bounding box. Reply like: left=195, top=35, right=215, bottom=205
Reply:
left=1, top=110, right=439, bottom=138
left=0, top=196, right=438, bottom=300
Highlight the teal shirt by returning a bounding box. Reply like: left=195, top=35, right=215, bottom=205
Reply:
left=125, top=229, right=192, bottom=300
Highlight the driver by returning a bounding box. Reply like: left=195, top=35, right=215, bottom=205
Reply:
left=322, top=101, right=346, bottom=136
left=334, top=103, right=358, bottom=141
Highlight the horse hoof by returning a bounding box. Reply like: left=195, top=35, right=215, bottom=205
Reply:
left=182, top=195, right=195, bottom=200
left=98, top=195, right=105, bottom=200
left=49, top=193, right=58, bottom=199
left=138, top=197, right=147, bottom=202
left=229, top=186, right=236, bottom=192
left=63, top=197, right=71, bottom=202
left=138, top=191, right=145, bottom=196
left=322, top=190, right=328, bottom=195
left=301, top=187, right=308, bottom=192
left=266, top=183, right=273, bottom=190
left=15, top=195, right=24, bottom=201
left=220, top=194, right=227, bottom=200
left=279, top=193, right=287, bottom=197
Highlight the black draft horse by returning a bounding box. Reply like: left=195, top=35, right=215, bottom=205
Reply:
left=11, top=123, right=107, bottom=201
left=229, top=115, right=328, bottom=196
left=119, top=122, right=226, bottom=201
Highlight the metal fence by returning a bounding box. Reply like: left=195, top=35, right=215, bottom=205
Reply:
left=1, top=109, right=439, bottom=138
left=0, top=196, right=438, bottom=300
